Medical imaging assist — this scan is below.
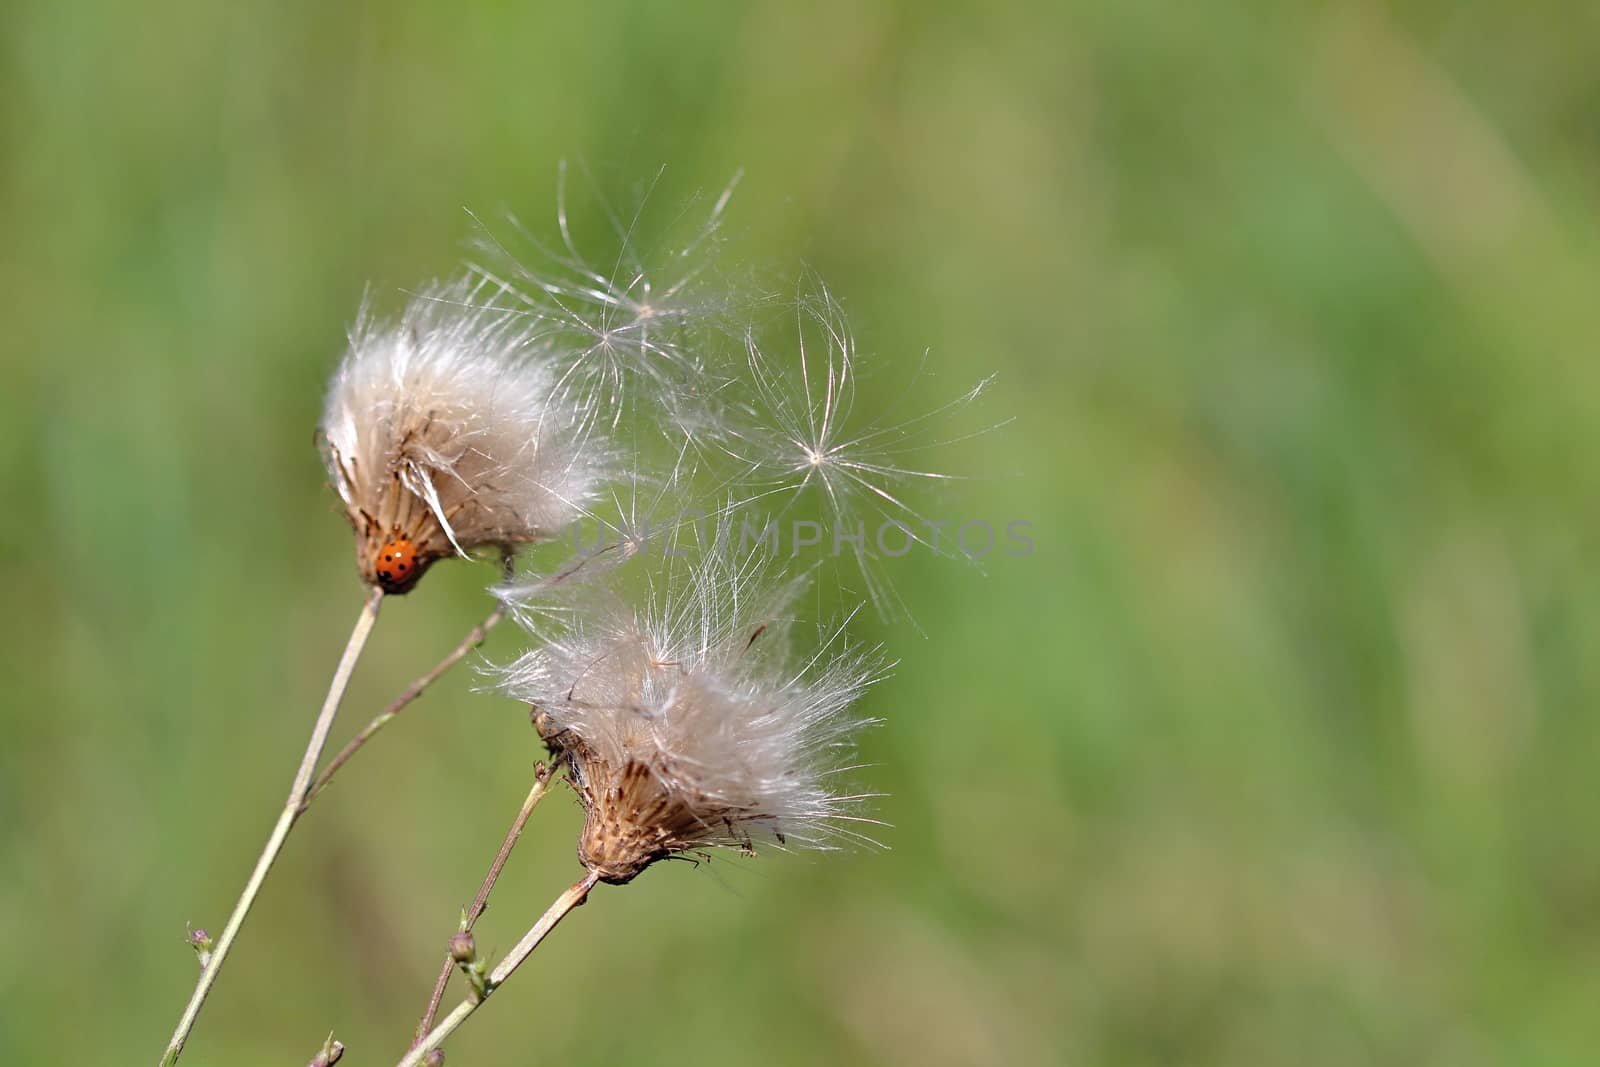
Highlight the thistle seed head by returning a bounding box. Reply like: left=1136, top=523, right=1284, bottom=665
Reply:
left=319, top=277, right=611, bottom=592
left=499, top=545, right=887, bottom=884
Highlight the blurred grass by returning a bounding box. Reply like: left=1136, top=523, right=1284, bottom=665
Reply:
left=3, top=1, right=1600, bottom=1064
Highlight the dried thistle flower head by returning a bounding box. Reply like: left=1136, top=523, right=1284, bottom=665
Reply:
left=320, top=278, right=609, bottom=593
left=498, top=548, right=886, bottom=884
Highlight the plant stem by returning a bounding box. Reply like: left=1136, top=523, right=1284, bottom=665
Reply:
left=398, top=872, right=601, bottom=1067
left=303, top=603, right=506, bottom=810
left=159, top=587, right=384, bottom=1067
left=413, top=768, right=556, bottom=1045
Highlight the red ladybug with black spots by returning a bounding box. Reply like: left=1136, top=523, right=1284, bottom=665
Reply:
left=373, top=538, right=419, bottom=591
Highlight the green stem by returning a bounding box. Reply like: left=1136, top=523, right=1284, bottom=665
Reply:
left=159, top=587, right=384, bottom=1066
left=303, top=602, right=506, bottom=810
left=397, top=871, right=601, bottom=1067
left=412, top=769, right=556, bottom=1045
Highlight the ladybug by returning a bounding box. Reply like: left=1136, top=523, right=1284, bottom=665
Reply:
left=374, top=537, right=419, bottom=591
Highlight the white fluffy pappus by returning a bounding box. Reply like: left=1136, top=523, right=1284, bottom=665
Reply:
left=466, top=164, right=754, bottom=439
left=495, top=547, right=888, bottom=884
left=716, top=283, right=1002, bottom=620
left=320, top=278, right=611, bottom=593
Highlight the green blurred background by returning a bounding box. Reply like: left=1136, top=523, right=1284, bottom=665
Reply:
left=5, top=2, right=1600, bottom=1064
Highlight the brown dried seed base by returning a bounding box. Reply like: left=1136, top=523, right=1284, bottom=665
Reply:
left=576, top=759, right=752, bottom=884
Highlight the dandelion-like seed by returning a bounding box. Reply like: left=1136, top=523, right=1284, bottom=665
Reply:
left=468, top=164, right=749, bottom=430
left=498, top=547, right=886, bottom=884
left=320, top=277, right=609, bottom=593
left=722, top=285, right=999, bottom=618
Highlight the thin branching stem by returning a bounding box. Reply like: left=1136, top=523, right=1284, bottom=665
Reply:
left=413, top=767, right=558, bottom=1045
left=398, top=871, right=601, bottom=1067
left=304, top=602, right=507, bottom=810
left=160, top=586, right=385, bottom=1066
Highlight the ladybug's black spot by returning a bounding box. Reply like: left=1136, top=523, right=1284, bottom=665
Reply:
left=385, top=554, right=393, bottom=561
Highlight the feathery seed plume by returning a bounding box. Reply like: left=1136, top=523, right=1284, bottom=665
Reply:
left=718, top=284, right=1000, bottom=618
left=467, top=165, right=753, bottom=441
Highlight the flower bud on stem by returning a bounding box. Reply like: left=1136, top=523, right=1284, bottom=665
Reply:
left=308, top=1034, right=345, bottom=1067
left=397, top=872, right=600, bottom=1067
left=413, top=766, right=556, bottom=1043
left=185, top=927, right=214, bottom=971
